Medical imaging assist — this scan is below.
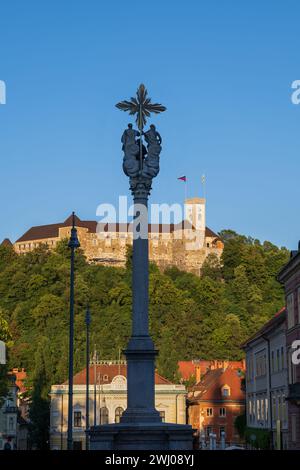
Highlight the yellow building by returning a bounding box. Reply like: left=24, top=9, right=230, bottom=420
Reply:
left=49, top=360, right=188, bottom=450
left=14, top=198, right=223, bottom=276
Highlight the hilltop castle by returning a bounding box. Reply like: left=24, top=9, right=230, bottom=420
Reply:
left=12, top=198, right=223, bottom=276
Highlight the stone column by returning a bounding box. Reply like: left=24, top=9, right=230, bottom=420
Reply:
left=120, top=175, right=161, bottom=424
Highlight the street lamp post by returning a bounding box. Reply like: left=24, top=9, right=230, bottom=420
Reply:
left=67, top=212, right=80, bottom=451
left=85, top=306, right=91, bottom=451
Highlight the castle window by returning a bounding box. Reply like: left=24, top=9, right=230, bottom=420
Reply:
left=207, top=243, right=210, bottom=248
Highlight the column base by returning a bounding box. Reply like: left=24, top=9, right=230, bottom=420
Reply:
left=122, top=335, right=161, bottom=424
left=89, top=422, right=193, bottom=450
left=120, top=407, right=161, bottom=424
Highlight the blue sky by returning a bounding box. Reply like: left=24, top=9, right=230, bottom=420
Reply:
left=0, top=0, right=299, bottom=248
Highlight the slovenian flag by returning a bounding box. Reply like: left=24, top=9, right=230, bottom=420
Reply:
left=178, top=176, right=187, bottom=182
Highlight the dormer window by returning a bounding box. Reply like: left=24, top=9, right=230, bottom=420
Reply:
left=222, top=385, right=230, bottom=397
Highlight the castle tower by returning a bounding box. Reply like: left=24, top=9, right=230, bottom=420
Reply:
left=184, top=198, right=206, bottom=248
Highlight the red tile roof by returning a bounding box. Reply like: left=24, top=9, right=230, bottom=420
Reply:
left=63, top=363, right=172, bottom=386
left=10, top=368, right=27, bottom=394
left=178, top=360, right=245, bottom=381
left=1, top=238, right=13, bottom=247
left=15, top=214, right=222, bottom=243
left=189, top=367, right=245, bottom=402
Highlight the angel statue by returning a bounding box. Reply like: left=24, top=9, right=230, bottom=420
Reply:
left=141, top=124, right=162, bottom=178
left=121, top=124, right=140, bottom=177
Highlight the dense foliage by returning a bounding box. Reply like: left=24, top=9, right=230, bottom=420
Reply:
left=244, top=427, right=271, bottom=449
left=0, top=230, right=289, bottom=447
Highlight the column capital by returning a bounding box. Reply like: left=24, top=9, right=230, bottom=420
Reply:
left=129, top=176, right=152, bottom=200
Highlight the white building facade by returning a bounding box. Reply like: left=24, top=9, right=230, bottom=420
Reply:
left=49, top=361, right=187, bottom=450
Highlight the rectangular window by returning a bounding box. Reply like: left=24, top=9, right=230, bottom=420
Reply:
left=256, top=356, right=261, bottom=376
left=206, top=408, right=213, bottom=417
left=271, top=351, right=275, bottom=373
left=281, top=347, right=284, bottom=370
left=265, top=397, right=268, bottom=422
left=255, top=351, right=266, bottom=377
left=287, top=293, right=295, bottom=329
left=219, top=426, right=225, bottom=438
left=298, top=287, right=300, bottom=324
left=248, top=400, right=252, bottom=423
left=8, top=417, right=14, bottom=431
left=257, top=398, right=260, bottom=420
left=261, top=398, right=265, bottom=421
left=276, top=349, right=280, bottom=371
left=74, top=411, right=82, bottom=428
left=282, top=396, right=287, bottom=424
left=272, top=396, right=276, bottom=424
left=278, top=395, right=282, bottom=422
left=292, top=415, right=297, bottom=442
left=206, top=426, right=212, bottom=438
left=220, top=407, right=226, bottom=417
left=288, top=349, right=297, bottom=384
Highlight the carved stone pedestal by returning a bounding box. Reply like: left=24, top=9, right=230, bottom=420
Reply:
left=89, top=422, right=193, bottom=450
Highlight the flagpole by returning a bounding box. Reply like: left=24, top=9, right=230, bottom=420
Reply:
left=202, top=175, right=206, bottom=199
left=185, top=179, right=187, bottom=202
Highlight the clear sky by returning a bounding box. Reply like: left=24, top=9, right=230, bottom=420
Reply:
left=0, top=0, right=299, bottom=249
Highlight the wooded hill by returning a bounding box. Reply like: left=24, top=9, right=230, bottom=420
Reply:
left=0, top=229, right=289, bottom=448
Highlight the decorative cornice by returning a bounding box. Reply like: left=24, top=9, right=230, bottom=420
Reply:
left=129, top=176, right=152, bottom=200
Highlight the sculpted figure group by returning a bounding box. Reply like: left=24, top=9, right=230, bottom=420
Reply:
left=121, top=123, right=162, bottom=179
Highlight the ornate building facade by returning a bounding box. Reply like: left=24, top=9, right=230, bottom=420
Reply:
left=13, top=198, right=223, bottom=276
left=49, top=360, right=187, bottom=450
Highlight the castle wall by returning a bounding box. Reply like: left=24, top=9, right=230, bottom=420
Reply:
left=14, top=225, right=223, bottom=276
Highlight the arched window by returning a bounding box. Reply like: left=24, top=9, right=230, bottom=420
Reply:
left=100, top=407, right=109, bottom=424
left=115, top=407, right=124, bottom=423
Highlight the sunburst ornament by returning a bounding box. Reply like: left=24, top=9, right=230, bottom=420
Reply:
left=116, top=84, right=166, bottom=131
